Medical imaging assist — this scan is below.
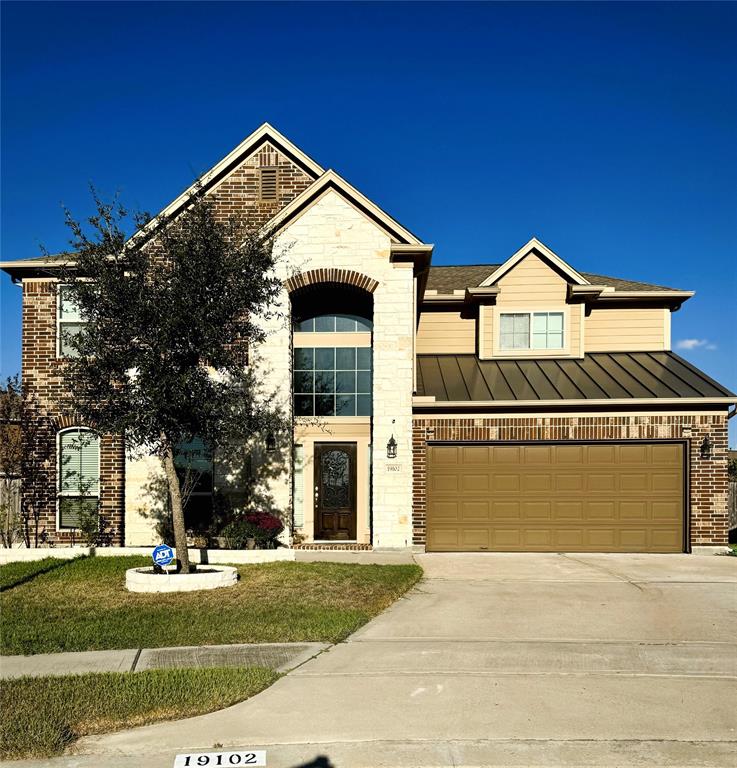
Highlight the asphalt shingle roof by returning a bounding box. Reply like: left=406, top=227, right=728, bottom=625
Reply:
left=425, top=264, right=684, bottom=294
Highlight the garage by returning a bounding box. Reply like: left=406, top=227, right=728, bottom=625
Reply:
left=426, top=441, right=685, bottom=553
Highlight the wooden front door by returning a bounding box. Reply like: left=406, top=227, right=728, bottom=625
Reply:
left=314, top=443, right=357, bottom=540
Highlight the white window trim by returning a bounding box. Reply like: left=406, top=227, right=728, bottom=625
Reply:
left=56, top=427, right=101, bottom=531
left=56, top=284, right=86, bottom=358
left=493, top=306, right=570, bottom=358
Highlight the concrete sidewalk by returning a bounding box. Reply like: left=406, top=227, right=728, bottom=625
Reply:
left=0, top=642, right=329, bottom=679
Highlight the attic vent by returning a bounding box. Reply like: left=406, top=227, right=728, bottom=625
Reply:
left=259, top=168, right=278, bottom=201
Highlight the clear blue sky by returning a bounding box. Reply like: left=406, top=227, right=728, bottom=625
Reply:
left=2, top=1, right=735, bottom=442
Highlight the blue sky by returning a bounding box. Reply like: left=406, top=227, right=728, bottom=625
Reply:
left=1, top=1, right=735, bottom=441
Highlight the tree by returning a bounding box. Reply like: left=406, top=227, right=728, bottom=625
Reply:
left=57, top=190, right=288, bottom=572
left=0, top=376, right=48, bottom=547
left=0, top=376, right=22, bottom=547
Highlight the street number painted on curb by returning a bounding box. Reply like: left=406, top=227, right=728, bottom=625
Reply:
left=152, top=544, right=175, bottom=567
left=174, top=752, right=266, bottom=767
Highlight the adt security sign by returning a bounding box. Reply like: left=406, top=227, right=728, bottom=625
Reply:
left=152, top=544, right=175, bottom=568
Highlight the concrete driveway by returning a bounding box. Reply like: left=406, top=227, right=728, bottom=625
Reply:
left=33, top=553, right=737, bottom=768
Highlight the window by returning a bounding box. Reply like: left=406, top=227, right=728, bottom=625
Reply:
left=259, top=167, right=278, bottom=201
left=293, top=347, right=372, bottom=417
left=58, top=428, right=99, bottom=528
left=174, top=437, right=214, bottom=532
left=57, top=285, right=86, bottom=357
left=293, top=314, right=372, bottom=333
left=500, top=311, right=564, bottom=350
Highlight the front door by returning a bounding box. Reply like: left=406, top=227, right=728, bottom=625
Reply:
left=314, top=443, right=357, bottom=540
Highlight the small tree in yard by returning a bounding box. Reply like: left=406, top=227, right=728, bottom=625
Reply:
left=58, top=190, right=288, bottom=573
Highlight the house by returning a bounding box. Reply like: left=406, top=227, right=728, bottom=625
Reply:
left=2, top=123, right=734, bottom=554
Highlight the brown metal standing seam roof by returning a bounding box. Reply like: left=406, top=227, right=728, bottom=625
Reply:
left=415, top=352, right=736, bottom=402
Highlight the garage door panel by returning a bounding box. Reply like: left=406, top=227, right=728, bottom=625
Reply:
left=429, top=501, right=459, bottom=521
left=461, top=501, right=490, bottom=521
left=619, top=444, right=649, bottom=464
left=522, top=473, right=552, bottom=492
left=555, top=474, right=584, bottom=492
left=619, top=501, right=648, bottom=521
left=431, top=474, right=459, bottom=493
left=523, top=501, right=552, bottom=520
left=462, top=474, right=489, bottom=491
left=620, top=473, right=649, bottom=492
left=426, top=442, right=684, bottom=553
left=493, top=474, right=520, bottom=492
left=492, top=501, right=521, bottom=520
left=652, top=472, right=681, bottom=492
left=555, top=501, right=583, bottom=520
left=461, top=445, right=491, bottom=464
left=588, top=474, right=616, bottom=492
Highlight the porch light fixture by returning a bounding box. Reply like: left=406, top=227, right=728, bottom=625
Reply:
left=699, top=435, right=712, bottom=460
left=266, top=433, right=277, bottom=453
left=387, top=420, right=397, bottom=459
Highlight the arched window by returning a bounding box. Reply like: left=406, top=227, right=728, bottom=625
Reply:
left=58, top=428, right=100, bottom=528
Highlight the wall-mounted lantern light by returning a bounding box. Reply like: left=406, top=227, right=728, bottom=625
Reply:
left=699, top=435, right=712, bottom=460
left=266, top=433, right=277, bottom=453
left=387, top=419, right=397, bottom=459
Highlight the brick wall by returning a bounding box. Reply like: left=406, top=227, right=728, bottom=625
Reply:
left=412, top=413, right=730, bottom=549
left=21, top=281, right=126, bottom=545
left=19, top=142, right=315, bottom=544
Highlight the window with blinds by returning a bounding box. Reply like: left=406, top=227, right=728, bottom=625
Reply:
left=259, top=167, right=278, bottom=201
left=57, top=285, right=87, bottom=357
left=58, top=428, right=100, bottom=528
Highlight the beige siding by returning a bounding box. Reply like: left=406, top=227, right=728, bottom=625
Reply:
left=416, top=310, right=476, bottom=354
left=585, top=307, right=668, bottom=352
left=485, top=253, right=581, bottom=358
left=496, top=253, right=568, bottom=304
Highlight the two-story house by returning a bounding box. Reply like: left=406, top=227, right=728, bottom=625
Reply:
left=2, top=123, right=734, bottom=553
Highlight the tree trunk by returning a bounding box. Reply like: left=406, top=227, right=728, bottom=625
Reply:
left=161, top=437, right=191, bottom=574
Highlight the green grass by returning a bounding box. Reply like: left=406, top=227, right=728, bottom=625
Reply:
left=0, top=556, right=422, bottom=654
left=728, top=543, right=737, bottom=557
left=0, top=667, right=277, bottom=760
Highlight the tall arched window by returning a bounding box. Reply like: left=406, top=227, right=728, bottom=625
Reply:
left=58, top=428, right=100, bottom=528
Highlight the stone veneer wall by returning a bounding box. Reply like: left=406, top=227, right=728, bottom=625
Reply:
left=257, top=189, right=416, bottom=547
left=412, top=413, right=730, bottom=549
left=21, top=280, right=125, bottom=545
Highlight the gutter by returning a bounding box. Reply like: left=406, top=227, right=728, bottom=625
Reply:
left=413, top=396, right=737, bottom=409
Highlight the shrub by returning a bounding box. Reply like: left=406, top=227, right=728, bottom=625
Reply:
left=219, top=511, right=283, bottom=549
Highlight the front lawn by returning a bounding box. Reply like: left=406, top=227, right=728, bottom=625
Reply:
left=0, top=667, right=277, bottom=760
left=1, top=556, right=422, bottom=654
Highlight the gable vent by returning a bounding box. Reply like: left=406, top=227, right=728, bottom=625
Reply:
left=259, top=168, right=278, bottom=201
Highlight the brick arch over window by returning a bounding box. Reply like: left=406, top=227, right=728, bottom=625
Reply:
left=284, top=269, right=379, bottom=295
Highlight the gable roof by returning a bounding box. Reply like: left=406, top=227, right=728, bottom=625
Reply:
left=134, top=122, right=325, bottom=241
left=479, top=237, right=588, bottom=287
left=265, top=169, right=425, bottom=245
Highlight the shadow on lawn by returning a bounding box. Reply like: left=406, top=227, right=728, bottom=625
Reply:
left=0, top=557, right=80, bottom=593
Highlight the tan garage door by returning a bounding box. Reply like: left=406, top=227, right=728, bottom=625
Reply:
left=426, top=442, right=684, bottom=553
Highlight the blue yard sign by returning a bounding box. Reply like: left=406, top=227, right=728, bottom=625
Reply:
left=152, top=544, right=175, bottom=567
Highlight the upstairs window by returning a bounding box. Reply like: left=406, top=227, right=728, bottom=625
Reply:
left=57, top=285, right=87, bottom=357
left=58, top=428, right=99, bottom=528
left=293, top=314, right=372, bottom=333
left=293, top=347, right=372, bottom=417
left=500, top=311, right=564, bottom=351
